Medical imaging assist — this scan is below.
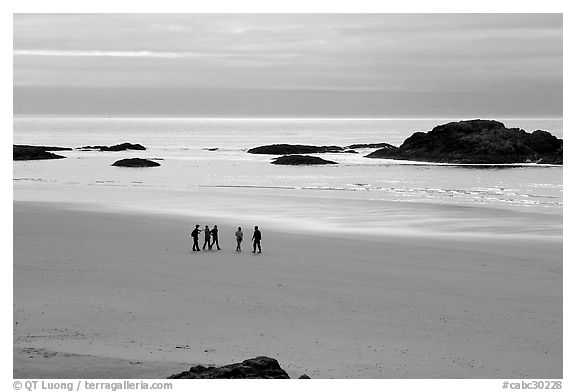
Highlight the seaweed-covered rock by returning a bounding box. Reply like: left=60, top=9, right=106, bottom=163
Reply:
left=13, top=145, right=67, bottom=161
left=248, top=144, right=344, bottom=155
left=271, top=155, right=337, bottom=165
left=168, top=356, right=290, bottom=379
left=79, top=143, right=146, bottom=152
left=111, top=158, right=160, bottom=167
left=366, top=119, right=563, bottom=164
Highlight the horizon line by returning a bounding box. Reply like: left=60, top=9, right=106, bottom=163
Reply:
left=13, top=114, right=563, bottom=121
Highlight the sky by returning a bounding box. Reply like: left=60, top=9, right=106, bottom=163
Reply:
left=13, top=13, right=563, bottom=117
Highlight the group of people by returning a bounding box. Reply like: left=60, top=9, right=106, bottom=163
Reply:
left=191, top=225, right=262, bottom=253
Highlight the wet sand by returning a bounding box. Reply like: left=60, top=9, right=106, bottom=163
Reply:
left=13, top=200, right=562, bottom=378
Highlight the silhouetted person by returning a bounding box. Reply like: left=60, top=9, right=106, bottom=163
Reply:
left=190, top=224, right=200, bottom=252
left=211, top=225, right=221, bottom=250
left=252, top=226, right=262, bottom=253
left=202, top=225, right=211, bottom=250
left=235, top=227, right=243, bottom=251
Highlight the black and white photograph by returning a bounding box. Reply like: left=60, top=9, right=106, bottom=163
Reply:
left=11, top=7, right=565, bottom=386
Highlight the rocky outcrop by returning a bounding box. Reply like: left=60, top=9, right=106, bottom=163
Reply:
left=13, top=145, right=67, bottom=160
left=366, top=120, right=563, bottom=164
left=111, top=158, right=160, bottom=167
left=248, top=144, right=345, bottom=155
left=361, top=143, right=399, bottom=156
left=247, top=143, right=399, bottom=155
left=271, top=155, right=337, bottom=165
left=347, top=142, right=396, bottom=149
left=168, top=356, right=290, bottom=379
left=79, top=143, right=146, bottom=152
left=16, top=144, right=72, bottom=151
left=526, top=131, right=563, bottom=164
left=79, top=145, right=110, bottom=151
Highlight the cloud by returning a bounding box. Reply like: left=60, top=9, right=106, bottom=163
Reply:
left=12, top=14, right=562, bottom=115
left=151, top=24, right=194, bottom=32
left=13, top=49, right=228, bottom=59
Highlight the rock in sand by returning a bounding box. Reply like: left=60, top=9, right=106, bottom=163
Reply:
left=168, top=356, right=290, bottom=379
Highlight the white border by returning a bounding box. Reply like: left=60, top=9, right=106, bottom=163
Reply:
left=5, top=2, right=570, bottom=391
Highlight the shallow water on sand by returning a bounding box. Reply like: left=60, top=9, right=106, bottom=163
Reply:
left=14, top=117, right=562, bottom=215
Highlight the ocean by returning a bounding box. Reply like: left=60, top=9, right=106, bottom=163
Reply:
left=13, top=117, right=563, bottom=237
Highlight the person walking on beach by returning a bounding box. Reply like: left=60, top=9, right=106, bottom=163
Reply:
left=235, top=227, right=244, bottom=251
left=211, top=225, right=221, bottom=250
left=191, top=224, right=201, bottom=252
left=252, top=226, right=262, bottom=253
left=202, top=225, right=211, bottom=250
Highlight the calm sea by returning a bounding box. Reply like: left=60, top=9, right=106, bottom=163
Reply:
left=13, top=117, right=563, bottom=216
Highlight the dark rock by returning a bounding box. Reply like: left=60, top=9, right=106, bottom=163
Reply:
left=298, top=374, right=311, bottom=379
left=13, top=145, right=66, bottom=161
left=526, top=130, right=563, bottom=164
left=271, top=155, right=337, bottom=165
left=538, top=144, right=563, bottom=164
left=361, top=144, right=399, bottom=157
left=15, top=144, right=72, bottom=152
left=366, top=119, right=563, bottom=164
left=107, top=143, right=146, bottom=151
left=347, top=142, right=397, bottom=149
left=203, top=148, right=219, bottom=151
left=344, top=150, right=359, bottom=154
left=168, top=356, right=290, bottom=379
left=78, top=146, right=106, bottom=151
left=248, top=144, right=345, bottom=155
left=42, top=147, right=72, bottom=151
left=111, top=158, right=160, bottom=167
left=79, top=142, right=146, bottom=152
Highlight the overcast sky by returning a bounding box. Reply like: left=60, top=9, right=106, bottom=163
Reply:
left=13, top=14, right=562, bottom=117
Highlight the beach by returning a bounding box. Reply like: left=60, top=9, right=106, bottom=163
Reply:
left=13, top=116, right=563, bottom=379
left=12, top=13, right=564, bottom=381
left=13, top=193, right=562, bottom=378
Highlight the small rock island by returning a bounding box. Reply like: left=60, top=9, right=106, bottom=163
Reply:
left=271, top=155, right=337, bottom=165
left=248, top=144, right=345, bottom=155
left=79, top=142, right=146, bottom=152
left=13, top=145, right=70, bottom=161
left=366, top=119, right=562, bottom=164
left=111, top=158, right=160, bottom=167
left=346, top=142, right=396, bottom=149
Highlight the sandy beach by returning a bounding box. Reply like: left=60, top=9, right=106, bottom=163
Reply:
left=13, top=13, right=564, bottom=382
left=13, top=199, right=562, bottom=379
